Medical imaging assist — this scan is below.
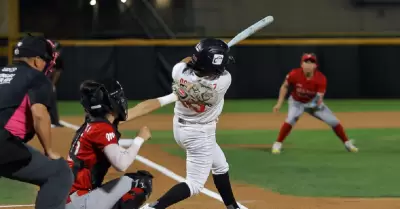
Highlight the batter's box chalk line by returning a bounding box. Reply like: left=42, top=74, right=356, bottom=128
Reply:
left=0, top=204, right=34, bottom=208
left=59, top=120, right=249, bottom=209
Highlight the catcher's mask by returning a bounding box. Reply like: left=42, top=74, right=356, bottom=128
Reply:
left=189, top=38, right=235, bottom=76
left=80, top=79, right=128, bottom=121
left=103, top=79, right=128, bottom=122
left=44, top=39, right=60, bottom=75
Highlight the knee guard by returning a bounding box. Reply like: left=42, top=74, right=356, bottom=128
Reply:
left=185, top=180, right=204, bottom=196
left=114, top=170, right=153, bottom=209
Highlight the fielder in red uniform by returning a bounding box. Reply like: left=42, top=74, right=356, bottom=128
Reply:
left=272, top=53, right=358, bottom=154
left=65, top=79, right=153, bottom=209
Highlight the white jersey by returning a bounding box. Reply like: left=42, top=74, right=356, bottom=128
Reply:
left=172, top=62, right=231, bottom=123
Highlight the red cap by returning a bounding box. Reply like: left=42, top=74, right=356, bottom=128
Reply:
left=301, top=53, right=317, bottom=63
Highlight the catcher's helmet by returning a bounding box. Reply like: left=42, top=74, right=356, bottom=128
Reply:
left=190, top=38, right=234, bottom=75
left=80, top=79, right=128, bottom=122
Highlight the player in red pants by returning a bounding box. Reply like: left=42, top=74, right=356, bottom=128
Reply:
left=272, top=53, right=358, bottom=154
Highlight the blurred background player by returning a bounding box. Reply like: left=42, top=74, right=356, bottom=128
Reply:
left=0, top=35, right=73, bottom=209
left=66, top=79, right=153, bottom=209
left=272, top=53, right=358, bottom=154
left=47, top=40, right=63, bottom=127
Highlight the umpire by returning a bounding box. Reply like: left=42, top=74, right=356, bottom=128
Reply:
left=0, top=35, right=73, bottom=209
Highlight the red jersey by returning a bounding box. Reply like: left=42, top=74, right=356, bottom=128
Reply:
left=286, top=68, right=327, bottom=103
left=67, top=118, right=119, bottom=195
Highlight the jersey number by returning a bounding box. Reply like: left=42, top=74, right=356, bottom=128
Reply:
left=132, top=179, right=145, bottom=189
left=70, top=125, right=91, bottom=156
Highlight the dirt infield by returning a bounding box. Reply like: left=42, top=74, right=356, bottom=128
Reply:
left=21, top=112, right=400, bottom=209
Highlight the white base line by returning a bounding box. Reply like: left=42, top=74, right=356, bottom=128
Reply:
left=0, top=205, right=34, bottom=208
left=59, top=120, right=248, bottom=209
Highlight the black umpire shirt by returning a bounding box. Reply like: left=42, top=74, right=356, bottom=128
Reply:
left=0, top=61, right=53, bottom=142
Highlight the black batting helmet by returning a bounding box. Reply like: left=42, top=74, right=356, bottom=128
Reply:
left=190, top=38, right=234, bottom=75
left=80, top=79, right=128, bottom=122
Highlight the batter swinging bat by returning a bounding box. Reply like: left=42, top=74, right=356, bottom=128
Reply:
left=227, top=15, right=274, bottom=48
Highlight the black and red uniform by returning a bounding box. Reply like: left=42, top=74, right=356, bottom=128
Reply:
left=68, top=118, right=120, bottom=196
left=67, top=116, right=152, bottom=209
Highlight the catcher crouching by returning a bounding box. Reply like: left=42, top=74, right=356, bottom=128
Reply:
left=65, top=79, right=153, bottom=209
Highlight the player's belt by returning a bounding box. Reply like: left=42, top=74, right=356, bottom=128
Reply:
left=178, top=118, right=214, bottom=125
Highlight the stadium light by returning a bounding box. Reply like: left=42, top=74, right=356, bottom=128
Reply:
left=90, top=0, right=96, bottom=6
left=156, top=0, right=170, bottom=8
left=121, top=0, right=127, bottom=3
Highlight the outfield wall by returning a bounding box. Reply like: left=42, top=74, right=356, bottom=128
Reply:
left=4, top=38, right=400, bottom=100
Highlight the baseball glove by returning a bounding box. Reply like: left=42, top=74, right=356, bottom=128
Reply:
left=304, top=94, right=323, bottom=109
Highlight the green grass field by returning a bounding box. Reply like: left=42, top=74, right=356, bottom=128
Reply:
left=124, top=128, right=400, bottom=197
left=58, top=99, right=400, bottom=116
left=0, top=178, right=36, bottom=204
left=1, top=99, right=400, bottom=205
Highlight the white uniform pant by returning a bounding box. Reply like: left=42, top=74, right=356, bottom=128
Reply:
left=173, top=116, right=229, bottom=196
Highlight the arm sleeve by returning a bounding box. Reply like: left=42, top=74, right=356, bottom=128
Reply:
left=157, top=93, right=178, bottom=107
left=318, top=76, right=327, bottom=93
left=91, top=125, right=119, bottom=150
left=27, top=74, right=53, bottom=108
left=103, top=137, right=145, bottom=172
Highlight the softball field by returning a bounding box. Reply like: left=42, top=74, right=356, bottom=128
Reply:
left=2, top=100, right=400, bottom=209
